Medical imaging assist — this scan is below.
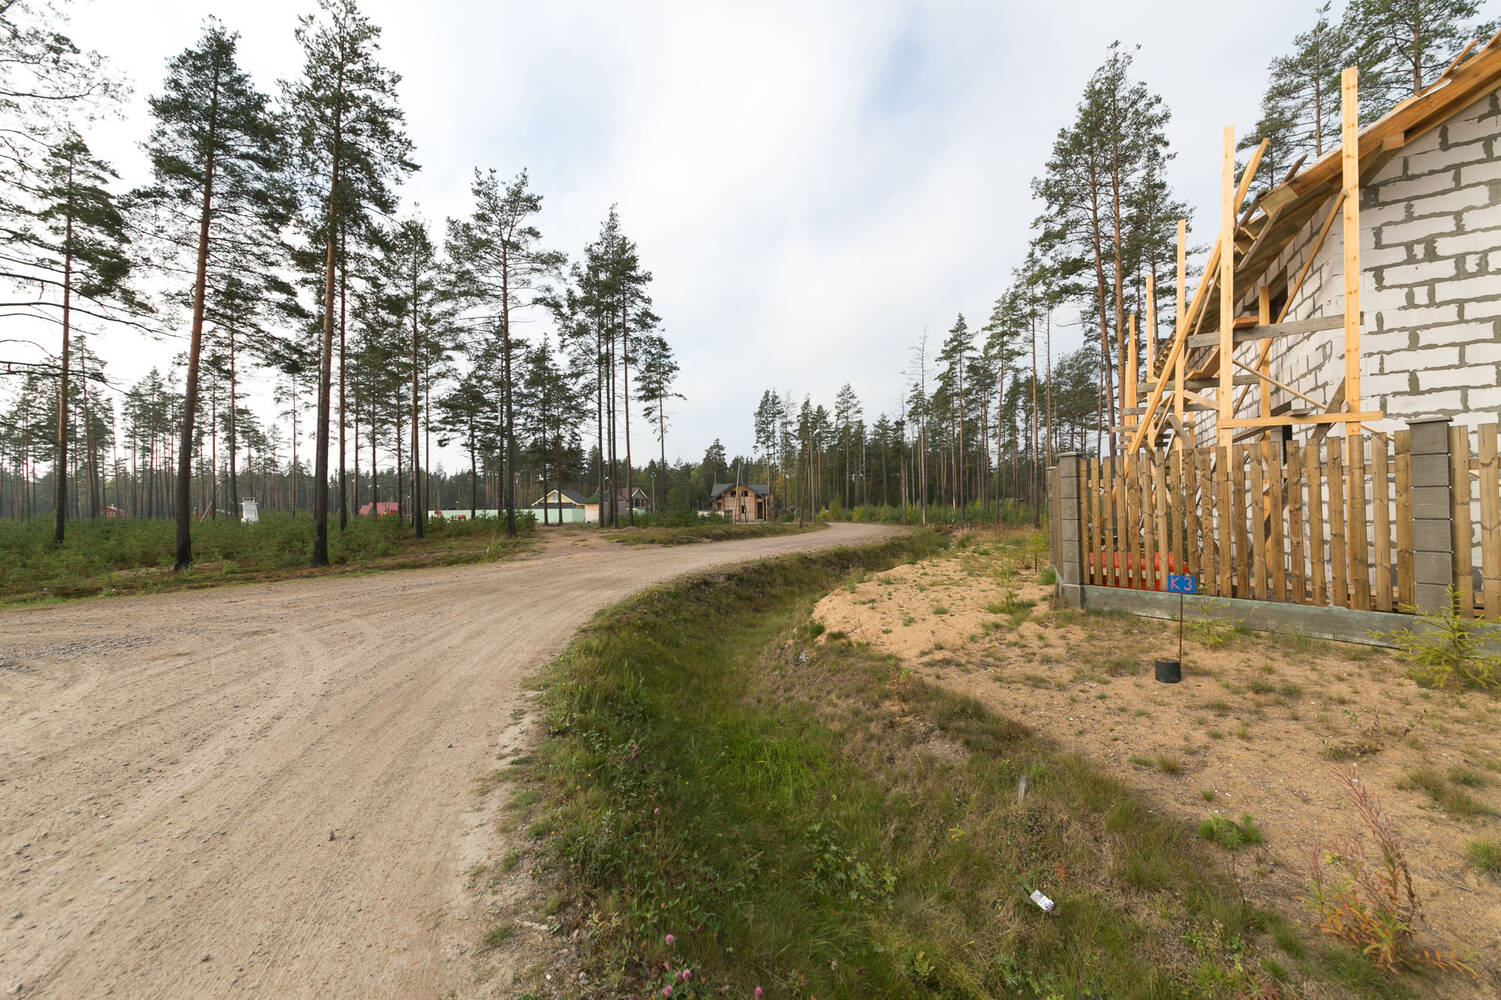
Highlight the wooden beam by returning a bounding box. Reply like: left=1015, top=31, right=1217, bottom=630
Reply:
left=1341, top=65, right=1363, bottom=439
left=1145, top=275, right=1156, bottom=376
left=1175, top=218, right=1186, bottom=434
left=1257, top=286, right=1272, bottom=430
left=1222, top=411, right=1381, bottom=429
left=1218, top=126, right=1236, bottom=445
left=1128, top=138, right=1267, bottom=453
left=1124, top=402, right=1216, bottom=414
left=1126, top=313, right=1138, bottom=428
left=1140, top=375, right=1264, bottom=393
left=1231, top=357, right=1326, bottom=409
left=1184, top=313, right=1347, bottom=349
left=1309, top=378, right=1348, bottom=446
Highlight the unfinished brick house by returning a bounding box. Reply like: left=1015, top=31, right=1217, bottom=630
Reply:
left=1058, top=36, right=1501, bottom=627
left=1168, top=32, right=1501, bottom=447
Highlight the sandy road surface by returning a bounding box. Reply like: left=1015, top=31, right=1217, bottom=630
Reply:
left=0, top=523, right=898, bottom=999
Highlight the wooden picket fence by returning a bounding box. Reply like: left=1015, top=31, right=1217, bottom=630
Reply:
left=1449, top=423, right=1501, bottom=617
left=1075, top=425, right=1501, bottom=615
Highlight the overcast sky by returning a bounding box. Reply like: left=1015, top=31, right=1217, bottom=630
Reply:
left=48, top=0, right=1455, bottom=469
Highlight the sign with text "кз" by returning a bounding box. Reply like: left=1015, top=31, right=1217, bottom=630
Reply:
left=1166, top=574, right=1196, bottom=595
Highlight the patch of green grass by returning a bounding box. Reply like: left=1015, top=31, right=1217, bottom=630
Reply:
left=1448, top=765, right=1490, bottom=788
left=1200, top=788, right=1217, bottom=802
left=1156, top=754, right=1182, bottom=774
left=523, top=532, right=1390, bottom=999
left=485, top=922, right=516, bottom=948
left=1401, top=766, right=1500, bottom=819
left=0, top=510, right=536, bottom=604
left=1465, top=837, right=1501, bottom=876
left=1197, top=813, right=1263, bottom=850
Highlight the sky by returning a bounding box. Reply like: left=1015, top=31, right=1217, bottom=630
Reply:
left=42, top=0, right=1392, bottom=470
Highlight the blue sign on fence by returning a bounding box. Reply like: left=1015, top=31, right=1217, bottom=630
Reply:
left=1166, top=574, right=1197, bottom=595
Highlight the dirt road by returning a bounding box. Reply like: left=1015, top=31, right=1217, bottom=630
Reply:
left=0, top=523, right=898, bottom=999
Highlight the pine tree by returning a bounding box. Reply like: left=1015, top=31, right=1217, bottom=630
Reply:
left=1033, top=43, right=1184, bottom=456
left=140, top=18, right=293, bottom=568
left=446, top=169, right=563, bottom=537
left=285, top=0, right=415, bottom=566
left=1346, top=0, right=1497, bottom=110
left=0, top=0, right=121, bottom=237
left=636, top=332, right=681, bottom=512
left=1244, top=3, right=1350, bottom=185
left=22, top=133, right=141, bottom=544
left=370, top=215, right=450, bottom=536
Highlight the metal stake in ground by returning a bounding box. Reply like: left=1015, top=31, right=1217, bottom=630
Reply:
left=1159, top=573, right=1195, bottom=683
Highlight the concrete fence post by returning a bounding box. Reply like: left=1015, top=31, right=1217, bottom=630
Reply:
left=1056, top=452, right=1084, bottom=609
left=1408, top=417, right=1455, bottom=614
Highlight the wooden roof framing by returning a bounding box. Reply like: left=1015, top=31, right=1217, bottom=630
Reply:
left=1125, top=30, right=1501, bottom=453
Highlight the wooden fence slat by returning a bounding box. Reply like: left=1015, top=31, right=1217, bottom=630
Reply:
left=1479, top=423, right=1501, bottom=617
left=1098, top=456, right=1110, bottom=585
left=1087, top=459, right=1101, bottom=585
left=1200, top=451, right=1219, bottom=596
left=1155, top=456, right=1171, bottom=584
left=1100, top=458, right=1114, bottom=587
left=1142, top=457, right=1158, bottom=590
left=1233, top=446, right=1251, bottom=599
left=1347, top=433, right=1371, bottom=611
left=1127, top=460, right=1137, bottom=590
left=1268, top=440, right=1287, bottom=602
left=1250, top=444, right=1268, bottom=599
left=1171, top=450, right=1185, bottom=578
left=1115, top=458, right=1129, bottom=589
left=1217, top=446, right=1234, bottom=597
left=1395, top=430, right=1413, bottom=608
left=1371, top=434, right=1392, bottom=612
left=1287, top=441, right=1306, bottom=604
left=1306, top=441, right=1327, bottom=607
left=1186, top=451, right=1201, bottom=579
left=1098, top=458, right=1110, bottom=586
left=1327, top=438, right=1349, bottom=609
left=1451, top=425, right=1475, bottom=616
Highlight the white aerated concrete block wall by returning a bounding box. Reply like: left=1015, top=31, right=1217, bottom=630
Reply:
left=1239, top=85, right=1501, bottom=439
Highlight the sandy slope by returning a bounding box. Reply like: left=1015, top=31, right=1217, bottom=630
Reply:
left=0, top=523, right=896, bottom=999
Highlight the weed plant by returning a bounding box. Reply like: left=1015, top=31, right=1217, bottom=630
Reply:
left=1307, top=769, right=1475, bottom=976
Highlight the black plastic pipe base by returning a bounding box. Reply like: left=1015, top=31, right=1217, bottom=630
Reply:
left=1154, top=658, right=1182, bottom=683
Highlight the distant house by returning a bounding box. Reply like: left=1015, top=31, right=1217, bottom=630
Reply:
left=102, top=505, right=128, bottom=519
left=528, top=488, right=589, bottom=525
left=358, top=501, right=401, bottom=516
left=583, top=487, right=652, bottom=524
left=710, top=483, right=774, bottom=522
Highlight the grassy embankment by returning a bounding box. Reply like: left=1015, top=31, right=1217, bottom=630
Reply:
left=0, top=512, right=533, bottom=604
left=515, top=531, right=1410, bottom=999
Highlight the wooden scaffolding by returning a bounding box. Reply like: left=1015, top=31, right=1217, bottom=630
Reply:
left=1118, top=32, right=1501, bottom=454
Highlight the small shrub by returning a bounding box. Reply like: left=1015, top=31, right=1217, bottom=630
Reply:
left=1307, top=768, right=1475, bottom=975
left=1039, top=566, right=1058, bottom=586
left=1381, top=587, right=1501, bottom=691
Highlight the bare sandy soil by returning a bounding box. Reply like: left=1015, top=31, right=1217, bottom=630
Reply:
left=0, top=522, right=896, bottom=1000
left=813, top=533, right=1501, bottom=992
